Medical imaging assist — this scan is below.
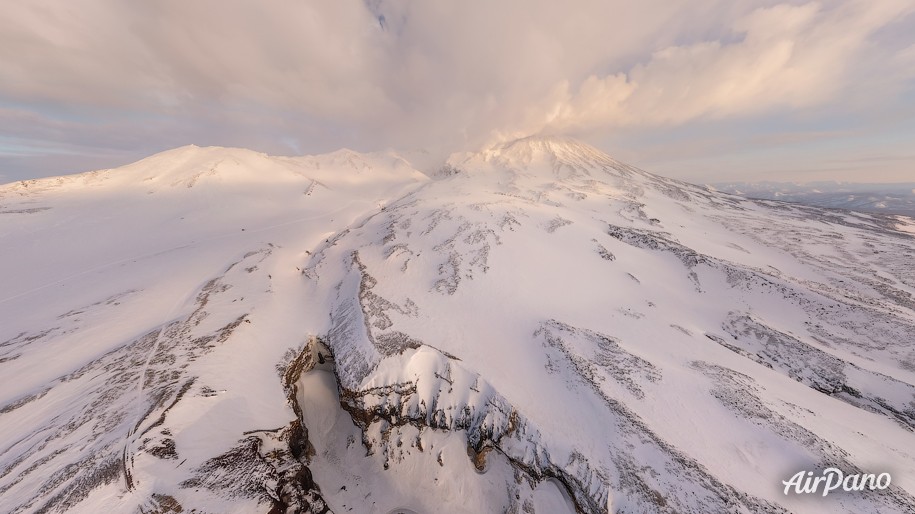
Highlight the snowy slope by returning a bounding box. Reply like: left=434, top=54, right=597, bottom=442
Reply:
left=2, top=137, right=915, bottom=513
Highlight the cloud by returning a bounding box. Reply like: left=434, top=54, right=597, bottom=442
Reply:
left=0, top=0, right=913, bottom=179
left=535, top=1, right=915, bottom=134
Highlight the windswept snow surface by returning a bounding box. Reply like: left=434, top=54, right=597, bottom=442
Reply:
left=2, top=137, right=915, bottom=513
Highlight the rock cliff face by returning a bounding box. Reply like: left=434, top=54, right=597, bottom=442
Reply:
left=2, top=137, right=915, bottom=513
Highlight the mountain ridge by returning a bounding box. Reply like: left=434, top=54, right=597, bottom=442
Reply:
left=0, top=136, right=676, bottom=192
left=2, top=138, right=915, bottom=513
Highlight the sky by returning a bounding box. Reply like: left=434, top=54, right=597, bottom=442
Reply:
left=1, top=0, right=914, bottom=185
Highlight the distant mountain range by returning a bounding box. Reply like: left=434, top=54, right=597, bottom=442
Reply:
left=711, top=181, right=915, bottom=217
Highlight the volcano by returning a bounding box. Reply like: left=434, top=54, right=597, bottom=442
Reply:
left=2, top=137, right=915, bottom=513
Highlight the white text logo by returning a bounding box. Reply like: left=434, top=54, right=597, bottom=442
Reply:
left=783, top=468, right=891, bottom=496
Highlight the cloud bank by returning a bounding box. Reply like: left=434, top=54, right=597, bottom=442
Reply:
left=1, top=0, right=913, bottom=181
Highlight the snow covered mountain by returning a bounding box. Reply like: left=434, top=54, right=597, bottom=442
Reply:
left=710, top=181, right=915, bottom=217
left=2, top=137, right=915, bottom=513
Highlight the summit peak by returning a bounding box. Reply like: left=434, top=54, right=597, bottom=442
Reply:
left=491, top=134, right=599, bottom=156
left=443, top=134, right=636, bottom=181
left=479, top=135, right=621, bottom=170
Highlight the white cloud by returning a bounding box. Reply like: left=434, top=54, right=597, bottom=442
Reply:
left=534, top=1, right=915, bottom=134
left=0, top=0, right=913, bottom=177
